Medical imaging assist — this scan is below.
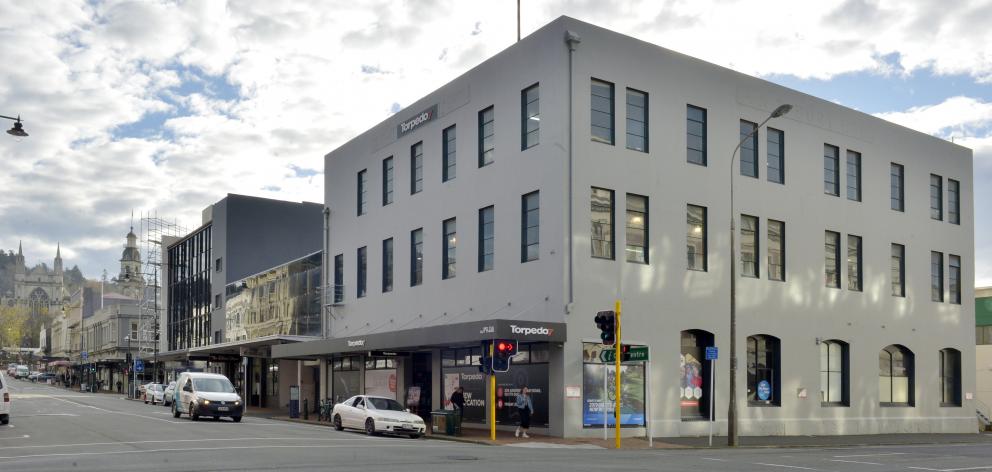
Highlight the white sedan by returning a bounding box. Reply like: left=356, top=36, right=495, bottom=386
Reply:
left=145, top=383, right=165, bottom=404
left=331, top=395, right=425, bottom=438
left=162, top=381, right=177, bottom=406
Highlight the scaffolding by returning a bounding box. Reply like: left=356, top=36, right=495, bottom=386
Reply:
left=134, top=212, right=187, bottom=380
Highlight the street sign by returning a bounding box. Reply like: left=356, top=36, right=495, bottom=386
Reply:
left=757, top=380, right=771, bottom=401
left=134, top=359, right=144, bottom=373
left=81, top=351, right=88, bottom=360
left=599, top=345, right=648, bottom=363
left=705, top=346, right=718, bottom=361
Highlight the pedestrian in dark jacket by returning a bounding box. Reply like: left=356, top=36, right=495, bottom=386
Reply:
left=450, top=387, right=465, bottom=416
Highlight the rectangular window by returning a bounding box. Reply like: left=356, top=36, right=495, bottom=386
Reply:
left=940, top=349, right=962, bottom=406
left=382, top=157, right=394, bottom=205
left=214, top=293, right=221, bottom=308
left=356, top=246, right=367, bottom=298
left=847, top=234, right=862, bottom=291
left=687, top=204, right=707, bottom=271
left=334, top=254, right=343, bottom=303
left=442, top=126, right=456, bottom=182
left=891, top=163, right=904, bottom=211
left=930, top=174, right=943, bottom=220
left=891, top=243, right=905, bottom=297
left=410, top=229, right=423, bottom=286
left=382, top=238, right=393, bottom=293
left=768, top=219, right=785, bottom=281
left=740, top=120, right=758, bottom=178
left=357, top=169, right=368, bottom=215
left=590, top=79, right=614, bottom=144
left=521, top=84, right=539, bottom=150
left=215, top=257, right=222, bottom=272
left=741, top=215, right=758, bottom=278
left=825, top=231, right=840, bottom=288
left=478, top=106, right=494, bottom=167
left=625, top=88, right=648, bottom=152
left=478, top=206, right=494, bottom=272
left=521, top=191, right=540, bottom=262
left=442, top=218, right=456, bottom=280
left=767, top=128, right=784, bottom=184
left=410, top=142, right=423, bottom=194
left=820, top=341, right=849, bottom=406
left=824, top=144, right=839, bottom=196
left=948, top=179, right=960, bottom=224
left=686, top=105, right=707, bottom=165
left=591, top=187, right=614, bottom=259
left=949, top=254, right=961, bottom=305
left=625, top=194, right=648, bottom=264
left=931, top=251, right=944, bottom=302
left=846, top=150, right=861, bottom=202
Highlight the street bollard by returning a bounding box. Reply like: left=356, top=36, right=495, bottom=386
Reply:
left=303, top=399, right=308, bottom=420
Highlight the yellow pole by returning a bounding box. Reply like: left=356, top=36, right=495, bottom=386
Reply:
left=490, top=342, right=496, bottom=441
left=615, top=299, right=621, bottom=449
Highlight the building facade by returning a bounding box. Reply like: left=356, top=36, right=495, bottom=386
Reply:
left=3, top=242, right=66, bottom=312
left=277, top=16, right=975, bottom=437
left=975, top=287, right=992, bottom=421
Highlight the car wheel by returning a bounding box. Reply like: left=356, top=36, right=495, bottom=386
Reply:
left=172, top=402, right=181, bottom=418
left=333, top=415, right=343, bottom=431
left=190, top=403, right=199, bottom=421
left=144, top=398, right=148, bottom=404
left=232, top=416, right=242, bottom=423
left=365, top=418, right=376, bottom=436
left=409, top=434, right=421, bottom=439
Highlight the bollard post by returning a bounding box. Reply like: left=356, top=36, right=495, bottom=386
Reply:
left=304, top=399, right=309, bottom=420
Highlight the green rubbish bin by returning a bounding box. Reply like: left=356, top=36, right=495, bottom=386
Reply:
left=431, top=410, right=457, bottom=435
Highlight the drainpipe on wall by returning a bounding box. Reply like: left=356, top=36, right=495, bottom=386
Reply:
left=322, top=207, right=330, bottom=338
left=564, top=30, right=581, bottom=313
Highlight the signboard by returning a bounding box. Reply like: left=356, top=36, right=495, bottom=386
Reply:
left=396, top=104, right=438, bottom=138
left=705, top=346, right=718, bottom=360
left=364, top=369, right=397, bottom=399
left=82, top=351, right=88, bottom=360
left=599, top=346, right=648, bottom=363
left=134, top=359, right=144, bottom=373
left=582, top=343, right=645, bottom=427
left=757, top=380, right=772, bottom=401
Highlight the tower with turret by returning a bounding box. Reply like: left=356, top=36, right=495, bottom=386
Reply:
left=117, top=227, right=144, bottom=299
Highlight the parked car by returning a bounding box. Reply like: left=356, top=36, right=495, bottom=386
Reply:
left=145, top=383, right=165, bottom=404
left=162, top=381, right=177, bottom=406
left=138, top=382, right=150, bottom=398
left=27, top=372, right=43, bottom=382
left=35, top=373, right=55, bottom=384
left=0, top=371, right=10, bottom=424
left=171, top=372, right=243, bottom=422
left=331, top=395, right=425, bottom=438
left=14, top=366, right=29, bottom=380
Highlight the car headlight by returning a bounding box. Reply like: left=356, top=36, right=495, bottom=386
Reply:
left=202, top=399, right=210, bottom=405
left=234, top=401, right=240, bottom=406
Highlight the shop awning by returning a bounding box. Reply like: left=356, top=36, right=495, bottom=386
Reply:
left=271, top=318, right=567, bottom=360
left=47, top=360, right=73, bottom=367
left=158, top=335, right=321, bottom=362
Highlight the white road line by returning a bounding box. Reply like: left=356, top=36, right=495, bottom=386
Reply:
left=43, top=395, right=187, bottom=424
left=753, top=463, right=820, bottom=471
left=701, top=457, right=727, bottom=461
left=833, top=452, right=909, bottom=458
left=908, top=467, right=992, bottom=472
left=0, top=436, right=394, bottom=451
left=829, top=459, right=883, bottom=465
left=0, top=443, right=466, bottom=461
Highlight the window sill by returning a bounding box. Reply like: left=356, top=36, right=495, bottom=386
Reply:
left=880, top=403, right=914, bottom=407
left=686, top=160, right=708, bottom=167
left=591, top=255, right=615, bottom=261
left=590, top=137, right=615, bottom=146
left=741, top=274, right=759, bottom=279
left=940, top=403, right=962, bottom=408
left=821, top=402, right=849, bottom=408
left=747, top=402, right=780, bottom=407
left=687, top=267, right=707, bottom=272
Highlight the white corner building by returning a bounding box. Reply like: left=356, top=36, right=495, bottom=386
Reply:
left=277, top=16, right=975, bottom=438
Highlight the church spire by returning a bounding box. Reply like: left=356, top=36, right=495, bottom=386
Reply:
left=18, top=240, right=22, bottom=256
left=56, top=242, right=61, bottom=259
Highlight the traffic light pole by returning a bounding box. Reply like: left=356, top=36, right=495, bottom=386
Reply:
left=489, top=341, right=496, bottom=441
left=614, top=299, right=621, bottom=450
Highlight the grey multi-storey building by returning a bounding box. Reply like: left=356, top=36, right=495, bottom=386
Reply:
left=276, top=16, right=975, bottom=438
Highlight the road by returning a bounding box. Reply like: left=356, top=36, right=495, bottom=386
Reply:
left=3, top=377, right=992, bottom=471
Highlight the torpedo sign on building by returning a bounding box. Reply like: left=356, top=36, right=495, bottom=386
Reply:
left=397, top=105, right=439, bottom=138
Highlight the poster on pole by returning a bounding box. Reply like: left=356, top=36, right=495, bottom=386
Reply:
left=581, top=343, right=645, bottom=427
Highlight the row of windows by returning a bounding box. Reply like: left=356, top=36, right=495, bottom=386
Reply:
left=335, top=191, right=540, bottom=301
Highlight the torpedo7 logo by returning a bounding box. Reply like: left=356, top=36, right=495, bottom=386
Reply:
left=509, top=325, right=554, bottom=337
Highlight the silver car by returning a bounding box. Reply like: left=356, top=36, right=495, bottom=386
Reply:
left=145, top=383, right=165, bottom=404
left=162, top=381, right=177, bottom=406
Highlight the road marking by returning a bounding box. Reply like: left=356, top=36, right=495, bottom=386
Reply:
left=829, top=459, right=883, bottom=465
left=701, top=457, right=727, bottom=461
left=0, top=443, right=467, bottom=461
left=908, top=468, right=992, bottom=472
left=15, top=414, right=78, bottom=417
left=833, top=452, right=909, bottom=458
left=753, top=463, right=820, bottom=471
left=0, top=435, right=409, bottom=451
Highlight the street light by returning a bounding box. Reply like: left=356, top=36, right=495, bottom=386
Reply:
left=727, top=103, right=792, bottom=447
left=1, top=115, right=28, bottom=137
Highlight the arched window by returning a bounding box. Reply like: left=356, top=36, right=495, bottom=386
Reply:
left=939, top=348, right=962, bottom=407
left=747, top=334, right=780, bottom=406
left=879, top=344, right=914, bottom=406
left=819, top=340, right=849, bottom=406
left=680, top=330, right=714, bottom=420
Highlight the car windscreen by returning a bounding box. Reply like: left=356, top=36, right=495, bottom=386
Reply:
left=192, top=378, right=235, bottom=393
left=367, top=398, right=404, bottom=411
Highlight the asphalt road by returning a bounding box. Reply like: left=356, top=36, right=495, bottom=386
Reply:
left=3, top=377, right=992, bottom=472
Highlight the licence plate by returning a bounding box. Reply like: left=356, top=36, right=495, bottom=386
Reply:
left=218, top=406, right=229, bottom=411
left=402, top=424, right=413, bottom=429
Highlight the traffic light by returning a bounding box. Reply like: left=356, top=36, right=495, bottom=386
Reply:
left=595, top=310, right=616, bottom=345
left=479, top=345, right=492, bottom=375
left=620, top=344, right=632, bottom=362
left=491, top=339, right=517, bottom=372
left=126, top=352, right=132, bottom=365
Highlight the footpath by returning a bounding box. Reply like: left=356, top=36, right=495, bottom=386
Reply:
left=240, top=408, right=992, bottom=449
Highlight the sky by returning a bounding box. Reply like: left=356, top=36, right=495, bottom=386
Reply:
left=0, top=0, right=990, bottom=286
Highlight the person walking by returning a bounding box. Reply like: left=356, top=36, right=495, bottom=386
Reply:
left=116, top=380, right=122, bottom=393
left=514, top=386, right=534, bottom=438
left=449, top=386, right=465, bottom=433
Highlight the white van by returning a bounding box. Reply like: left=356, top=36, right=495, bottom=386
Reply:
left=14, top=366, right=28, bottom=380
left=171, top=372, right=243, bottom=422
left=0, top=371, right=10, bottom=424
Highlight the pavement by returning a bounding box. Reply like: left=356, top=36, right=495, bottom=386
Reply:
left=4, top=377, right=992, bottom=471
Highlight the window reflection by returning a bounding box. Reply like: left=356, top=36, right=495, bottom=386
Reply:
left=224, top=251, right=322, bottom=342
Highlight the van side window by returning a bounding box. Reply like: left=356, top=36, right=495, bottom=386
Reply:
left=184, top=380, right=193, bottom=392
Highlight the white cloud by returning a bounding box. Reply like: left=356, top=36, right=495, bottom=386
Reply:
left=875, top=96, right=992, bottom=137
left=1, top=0, right=991, bottom=279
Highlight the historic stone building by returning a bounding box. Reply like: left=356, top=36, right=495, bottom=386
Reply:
left=6, top=241, right=67, bottom=311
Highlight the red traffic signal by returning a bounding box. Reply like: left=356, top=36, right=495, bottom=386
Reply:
left=491, top=339, right=517, bottom=372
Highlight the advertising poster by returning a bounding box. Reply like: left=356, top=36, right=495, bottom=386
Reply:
left=332, top=370, right=360, bottom=403
left=680, top=349, right=704, bottom=418
left=441, top=368, right=486, bottom=423
left=364, top=369, right=397, bottom=399
left=494, top=364, right=549, bottom=427
left=582, top=343, right=645, bottom=427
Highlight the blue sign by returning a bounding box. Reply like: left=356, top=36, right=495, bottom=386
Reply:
left=757, top=380, right=772, bottom=401
left=705, top=346, right=718, bottom=361
left=81, top=351, right=88, bottom=360
left=134, top=359, right=144, bottom=373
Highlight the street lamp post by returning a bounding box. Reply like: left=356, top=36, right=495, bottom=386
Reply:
left=727, top=104, right=792, bottom=447
left=125, top=335, right=131, bottom=398
left=0, top=115, right=28, bottom=137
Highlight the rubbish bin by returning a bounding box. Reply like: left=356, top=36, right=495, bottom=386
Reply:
left=289, top=385, right=300, bottom=419
left=431, top=410, right=457, bottom=435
